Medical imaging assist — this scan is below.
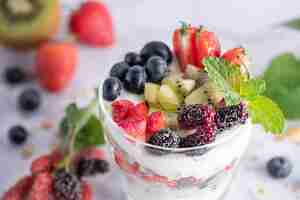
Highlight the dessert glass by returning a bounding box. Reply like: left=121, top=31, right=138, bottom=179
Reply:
left=98, top=83, right=252, bottom=200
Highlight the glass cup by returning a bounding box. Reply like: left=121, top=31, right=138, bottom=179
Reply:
left=98, top=84, right=252, bottom=200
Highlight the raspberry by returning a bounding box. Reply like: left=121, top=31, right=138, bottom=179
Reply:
left=2, top=176, right=33, bottom=200
left=28, top=172, right=53, bottom=200
left=81, top=181, right=93, bottom=200
left=180, top=123, right=217, bottom=147
left=53, top=169, right=81, bottom=200
left=215, top=102, right=248, bottom=133
left=30, top=154, right=52, bottom=174
left=178, top=104, right=215, bottom=130
left=147, top=129, right=180, bottom=154
left=76, top=158, right=110, bottom=178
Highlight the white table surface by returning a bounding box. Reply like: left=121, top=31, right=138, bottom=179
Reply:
left=1, top=0, right=300, bottom=199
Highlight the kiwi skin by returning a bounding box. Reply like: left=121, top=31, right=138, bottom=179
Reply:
left=0, top=0, right=61, bottom=49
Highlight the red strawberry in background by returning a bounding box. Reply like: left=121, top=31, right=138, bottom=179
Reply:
left=173, top=22, right=197, bottom=72
left=70, top=1, right=115, bottom=47
left=146, top=112, right=166, bottom=139
left=194, top=26, right=221, bottom=69
left=35, top=42, right=77, bottom=93
left=27, top=172, right=53, bottom=200
left=222, top=47, right=250, bottom=76
left=2, top=176, right=34, bottom=200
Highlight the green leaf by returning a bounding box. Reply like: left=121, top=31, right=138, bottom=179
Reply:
left=240, top=79, right=266, bottom=99
left=247, top=96, right=285, bottom=134
left=264, top=53, right=300, bottom=119
left=60, top=99, right=105, bottom=152
left=73, top=115, right=105, bottom=151
left=284, top=18, right=300, bottom=30
left=203, top=57, right=241, bottom=106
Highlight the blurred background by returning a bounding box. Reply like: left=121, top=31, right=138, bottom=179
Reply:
left=1, top=0, right=300, bottom=199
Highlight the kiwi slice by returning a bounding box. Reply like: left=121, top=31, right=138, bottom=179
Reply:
left=184, top=87, right=209, bottom=105
left=158, top=84, right=183, bottom=112
left=0, top=0, right=60, bottom=48
left=144, top=83, right=160, bottom=107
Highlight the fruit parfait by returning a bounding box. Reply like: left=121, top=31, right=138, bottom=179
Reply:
left=98, top=23, right=285, bottom=200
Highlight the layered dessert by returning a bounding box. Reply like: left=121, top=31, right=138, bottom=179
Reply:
left=99, top=23, right=284, bottom=200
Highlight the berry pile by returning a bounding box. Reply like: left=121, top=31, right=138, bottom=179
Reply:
left=1, top=148, right=109, bottom=200
left=103, top=41, right=173, bottom=100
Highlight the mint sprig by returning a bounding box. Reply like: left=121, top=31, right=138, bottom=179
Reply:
left=203, top=57, right=285, bottom=134
left=203, top=57, right=241, bottom=106
left=59, top=99, right=105, bottom=169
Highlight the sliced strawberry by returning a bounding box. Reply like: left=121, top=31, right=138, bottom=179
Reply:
left=195, top=27, right=221, bottom=69
left=81, top=181, right=93, bottom=200
left=27, top=172, right=53, bottom=200
left=112, top=100, right=134, bottom=123
left=173, top=23, right=197, bottom=72
left=128, top=101, right=149, bottom=118
left=142, top=175, right=169, bottom=184
left=30, top=154, right=52, bottom=174
left=146, top=111, right=166, bottom=139
left=2, top=176, right=34, bottom=200
left=114, top=150, right=139, bottom=174
left=118, top=115, right=147, bottom=141
left=222, top=47, right=250, bottom=75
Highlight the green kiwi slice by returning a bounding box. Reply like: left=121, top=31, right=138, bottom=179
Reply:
left=0, top=0, right=42, bottom=23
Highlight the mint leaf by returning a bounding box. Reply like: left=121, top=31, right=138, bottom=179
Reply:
left=73, top=115, right=105, bottom=150
left=247, top=96, right=285, bottom=134
left=203, top=57, right=241, bottom=106
left=284, top=18, right=300, bottom=30
left=240, top=79, right=266, bottom=99
left=60, top=99, right=105, bottom=152
left=264, top=53, right=300, bottom=119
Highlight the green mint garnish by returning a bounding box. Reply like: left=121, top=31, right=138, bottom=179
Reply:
left=203, top=57, right=241, bottom=106
left=59, top=99, right=105, bottom=169
left=203, top=56, right=285, bottom=134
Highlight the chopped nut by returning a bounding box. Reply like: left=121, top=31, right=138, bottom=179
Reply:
left=276, top=127, right=300, bottom=143
left=20, top=144, right=34, bottom=159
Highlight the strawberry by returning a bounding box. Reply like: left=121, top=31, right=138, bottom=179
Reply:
left=2, top=176, right=33, bottom=200
left=173, top=22, right=197, bottom=72
left=70, top=1, right=115, bottom=47
left=118, top=115, right=147, bottom=141
left=194, top=27, right=221, bottom=69
left=81, top=181, right=93, bottom=200
left=142, top=175, right=169, bottom=184
left=146, top=112, right=166, bottom=139
left=30, top=154, right=52, bottom=174
left=114, top=150, right=139, bottom=174
left=112, top=100, right=134, bottom=123
left=73, top=147, right=106, bottom=165
left=222, top=47, right=250, bottom=76
left=35, top=42, right=77, bottom=93
left=50, top=149, right=64, bottom=168
left=27, top=172, right=53, bottom=200
left=128, top=101, right=149, bottom=118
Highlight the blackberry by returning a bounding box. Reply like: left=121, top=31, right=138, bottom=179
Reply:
left=267, top=157, right=293, bottom=179
left=147, top=128, right=180, bottom=155
left=8, top=125, right=29, bottom=145
left=3, top=66, right=27, bottom=85
left=180, top=123, right=217, bottom=147
left=18, top=88, right=41, bottom=112
left=76, top=158, right=110, bottom=178
left=178, top=104, right=215, bottom=130
left=53, top=169, right=81, bottom=200
left=215, top=102, right=248, bottom=133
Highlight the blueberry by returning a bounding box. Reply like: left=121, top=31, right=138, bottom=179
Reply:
left=3, top=65, right=27, bottom=85
left=102, top=77, right=122, bottom=101
left=140, top=41, right=173, bottom=64
left=124, top=65, right=147, bottom=94
left=124, top=52, right=143, bottom=66
left=8, top=125, right=29, bottom=145
left=18, top=88, right=41, bottom=112
left=110, top=62, right=130, bottom=81
left=267, top=156, right=293, bottom=178
left=146, top=56, right=168, bottom=83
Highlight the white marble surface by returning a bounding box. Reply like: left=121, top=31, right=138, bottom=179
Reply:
left=0, top=0, right=300, bottom=199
